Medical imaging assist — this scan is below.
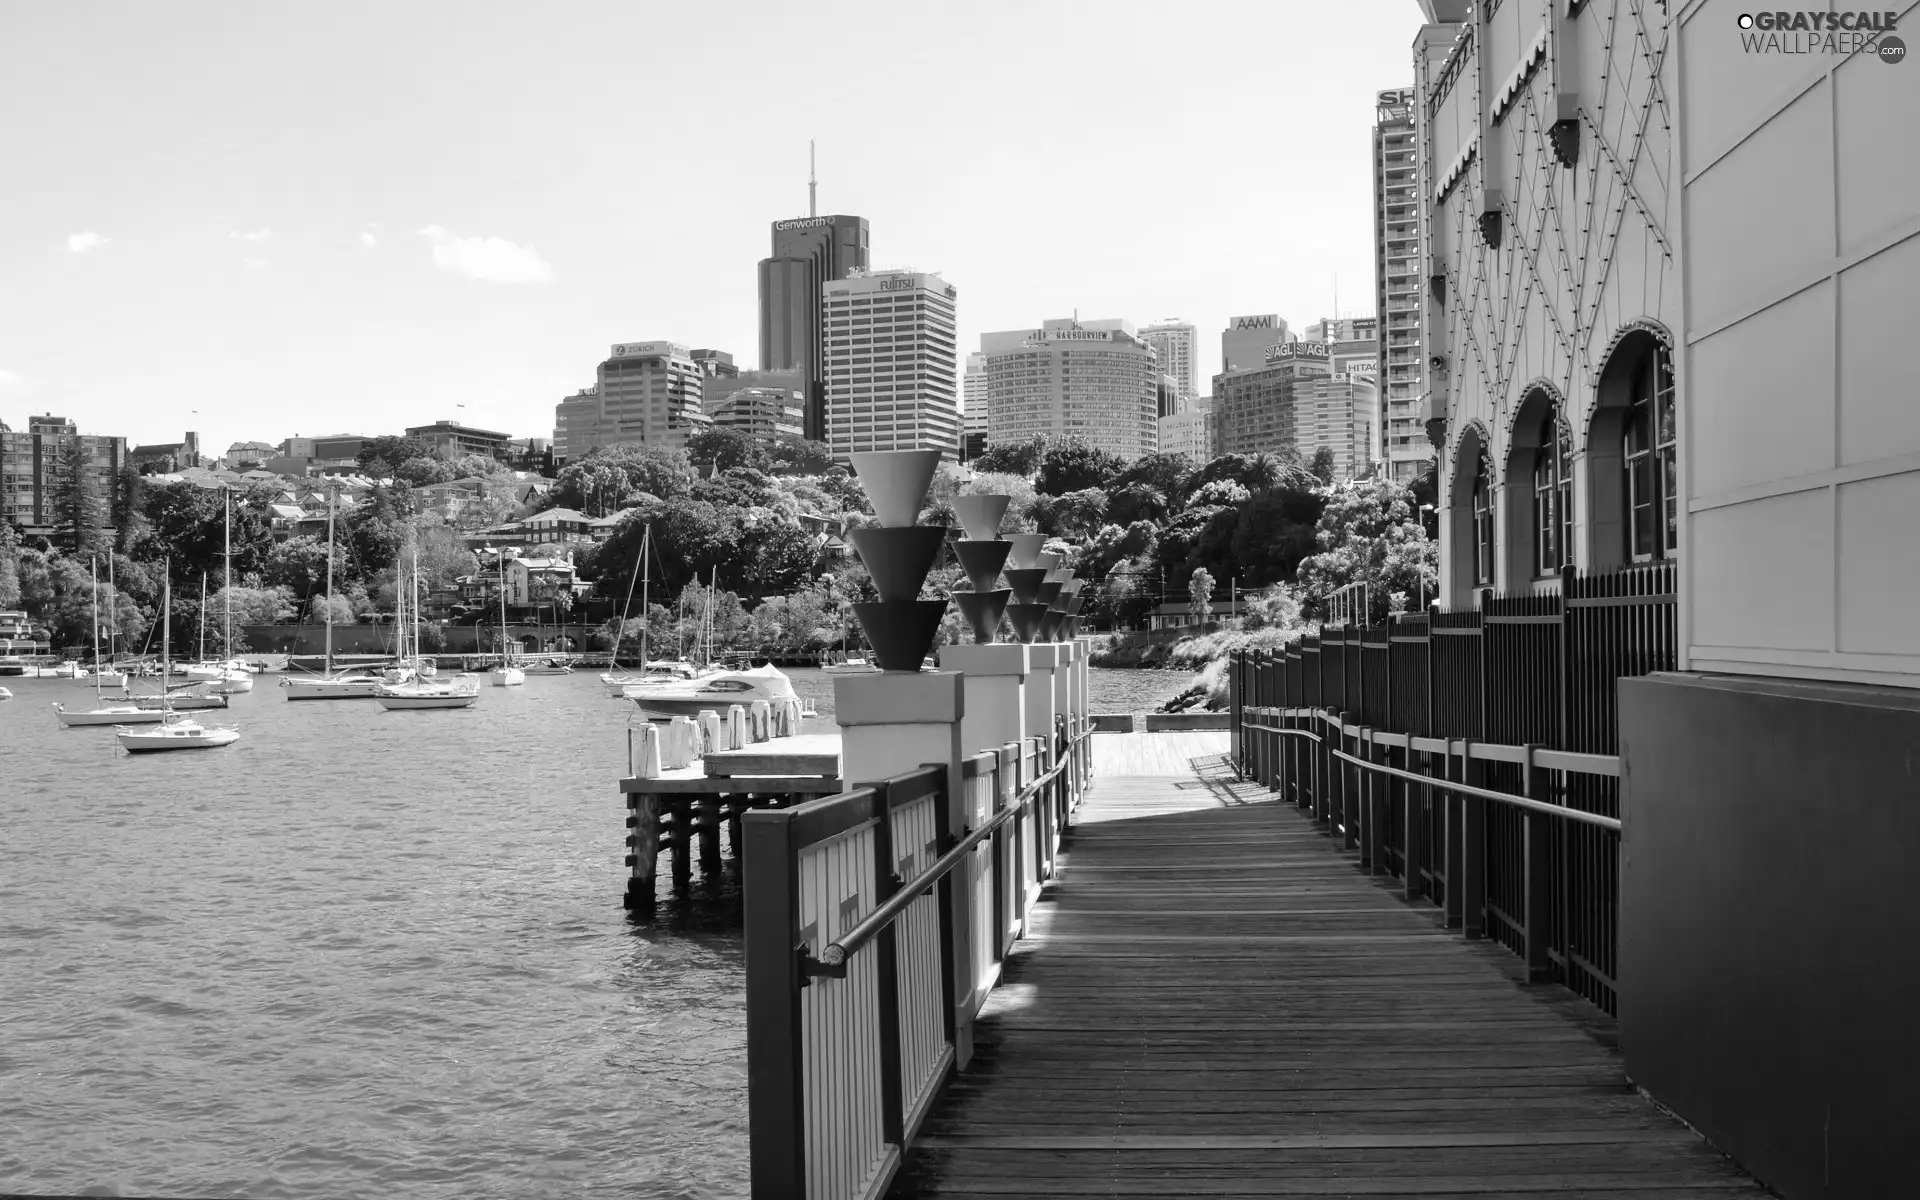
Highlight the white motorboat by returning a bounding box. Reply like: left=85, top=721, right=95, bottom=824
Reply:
left=488, top=664, right=525, bottom=687
left=626, top=664, right=800, bottom=721
left=207, top=668, right=254, bottom=694
left=115, top=563, right=241, bottom=753
left=282, top=671, right=386, bottom=700
left=0, top=687, right=13, bottom=700
left=116, top=715, right=241, bottom=752
left=38, top=661, right=80, bottom=679
left=79, top=668, right=129, bottom=688
left=821, top=655, right=881, bottom=676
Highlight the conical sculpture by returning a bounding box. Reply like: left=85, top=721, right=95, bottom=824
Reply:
left=1005, top=534, right=1048, bottom=571
left=946, top=494, right=1013, bottom=644
left=847, top=450, right=949, bottom=670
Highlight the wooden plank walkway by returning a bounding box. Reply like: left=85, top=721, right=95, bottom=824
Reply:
left=890, top=736, right=1768, bottom=1198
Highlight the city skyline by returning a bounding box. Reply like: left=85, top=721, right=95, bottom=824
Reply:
left=0, top=1, right=1425, bottom=456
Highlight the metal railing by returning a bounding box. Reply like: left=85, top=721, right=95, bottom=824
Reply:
left=744, top=715, right=1093, bottom=1200
left=1230, top=562, right=1675, bottom=1015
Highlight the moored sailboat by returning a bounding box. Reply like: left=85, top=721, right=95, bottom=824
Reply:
left=115, top=563, right=242, bottom=752
left=284, top=487, right=384, bottom=701
left=487, top=549, right=524, bottom=687
left=376, top=547, right=479, bottom=710
left=53, top=556, right=167, bottom=727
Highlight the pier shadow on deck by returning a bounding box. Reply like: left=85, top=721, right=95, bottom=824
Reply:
left=889, top=736, right=1768, bottom=1199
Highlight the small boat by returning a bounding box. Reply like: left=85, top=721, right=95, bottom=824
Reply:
left=377, top=677, right=481, bottom=709
left=115, top=563, right=241, bottom=753
left=55, top=701, right=169, bottom=727
left=519, top=657, right=574, bottom=676
left=79, top=668, right=129, bottom=688
left=282, top=671, right=387, bottom=700
left=822, top=655, right=882, bottom=676
left=626, top=664, right=801, bottom=721
left=126, top=682, right=230, bottom=711
left=38, top=661, right=80, bottom=679
left=116, top=714, right=241, bottom=752
left=488, top=663, right=525, bottom=687
left=0, top=687, right=13, bottom=700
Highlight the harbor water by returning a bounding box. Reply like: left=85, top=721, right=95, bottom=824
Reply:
left=0, top=665, right=1189, bottom=1200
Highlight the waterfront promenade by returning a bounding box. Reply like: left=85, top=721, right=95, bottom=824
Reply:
left=889, top=732, right=1766, bottom=1198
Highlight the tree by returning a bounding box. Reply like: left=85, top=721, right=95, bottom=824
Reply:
left=342, top=483, right=414, bottom=580
left=971, top=436, right=1048, bottom=477
left=545, top=444, right=694, bottom=516
left=1112, top=452, right=1195, bottom=506
left=395, top=455, right=458, bottom=487
left=356, top=436, right=438, bottom=479
left=1229, top=486, right=1326, bottom=586
left=55, top=440, right=107, bottom=553
left=0, top=521, right=19, bottom=608
left=1190, top=567, right=1215, bottom=628
left=135, top=481, right=280, bottom=592
left=687, top=428, right=772, bottom=474
left=1294, top=478, right=1438, bottom=624
left=767, top=436, right=836, bottom=476
left=1036, top=438, right=1128, bottom=496
left=263, top=535, right=347, bottom=608
left=1310, top=447, right=1337, bottom=486
left=112, top=464, right=145, bottom=554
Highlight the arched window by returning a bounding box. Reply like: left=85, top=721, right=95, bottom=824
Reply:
left=1533, top=407, right=1573, bottom=576
left=1624, top=343, right=1677, bottom=560
left=1471, top=450, right=1494, bottom=586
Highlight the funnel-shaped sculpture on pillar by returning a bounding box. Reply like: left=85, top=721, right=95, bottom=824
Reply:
left=948, top=494, right=1013, bottom=643
left=848, top=451, right=949, bottom=670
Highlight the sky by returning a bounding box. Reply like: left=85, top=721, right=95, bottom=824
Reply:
left=0, top=0, right=1428, bottom=455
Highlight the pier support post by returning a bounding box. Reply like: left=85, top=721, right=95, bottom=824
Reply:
left=696, top=798, right=723, bottom=878
left=624, top=791, right=660, bottom=918
left=669, top=799, right=692, bottom=890
left=834, top=669, right=975, bottom=1070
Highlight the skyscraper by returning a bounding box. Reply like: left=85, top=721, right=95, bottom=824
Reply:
left=962, top=351, right=989, bottom=462
left=822, top=269, right=960, bottom=461
left=1221, top=313, right=1295, bottom=373
left=757, top=214, right=870, bottom=442
left=981, top=318, right=1160, bottom=459
left=1373, top=87, right=1427, bottom=482
left=555, top=341, right=712, bottom=459
left=1139, top=320, right=1198, bottom=404
left=1211, top=341, right=1333, bottom=459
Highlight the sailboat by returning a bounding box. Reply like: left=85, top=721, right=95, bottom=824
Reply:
left=601, top=526, right=661, bottom=697
left=376, top=547, right=479, bottom=710
left=82, top=556, right=130, bottom=688
left=115, top=563, right=242, bottom=751
left=53, top=556, right=168, bottom=727
left=185, top=494, right=254, bottom=693
left=285, top=487, right=383, bottom=699
left=488, top=550, right=524, bottom=687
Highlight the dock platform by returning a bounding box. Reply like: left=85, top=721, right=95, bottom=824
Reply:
left=889, top=732, right=1767, bottom=1198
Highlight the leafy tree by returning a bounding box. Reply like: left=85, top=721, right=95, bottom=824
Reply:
left=1030, top=487, right=1108, bottom=539
left=546, top=444, right=694, bottom=516
left=971, top=436, right=1048, bottom=477
left=342, top=483, right=414, bottom=580
left=1294, top=478, right=1438, bottom=624
left=1112, top=452, right=1195, bottom=506
left=356, top=436, right=438, bottom=479
left=767, top=436, right=836, bottom=476
left=687, top=428, right=772, bottom=474
left=1229, top=487, right=1326, bottom=586
left=262, top=535, right=347, bottom=605
left=55, top=440, right=107, bottom=553
left=112, top=464, right=145, bottom=554
left=1107, top=482, right=1168, bottom=527
left=396, top=455, right=458, bottom=487
left=1309, top=447, right=1337, bottom=486
left=136, top=482, right=279, bottom=591
left=1036, top=438, right=1128, bottom=496
left=0, top=521, right=19, bottom=608
left=1190, top=567, right=1215, bottom=627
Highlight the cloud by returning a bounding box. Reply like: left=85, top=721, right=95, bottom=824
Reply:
left=242, top=258, right=267, bottom=271
left=416, top=224, right=552, bottom=283
left=0, top=368, right=26, bottom=389
left=360, top=231, right=378, bottom=247
left=67, top=231, right=108, bottom=254
left=229, top=228, right=272, bottom=242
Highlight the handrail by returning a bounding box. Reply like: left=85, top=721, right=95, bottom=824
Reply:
left=815, top=730, right=1085, bottom=972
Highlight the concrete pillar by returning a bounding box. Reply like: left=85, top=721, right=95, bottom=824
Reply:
left=938, top=642, right=1031, bottom=758
left=1023, top=644, right=1059, bottom=745
left=833, top=668, right=976, bottom=1067
left=1052, top=641, right=1075, bottom=740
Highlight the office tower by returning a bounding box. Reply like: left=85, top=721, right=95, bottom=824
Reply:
left=709, top=388, right=806, bottom=442
left=1221, top=314, right=1296, bottom=373
left=1157, top=374, right=1182, bottom=420
left=564, top=341, right=712, bottom=456
left=1297, top=372, right=1378, bottom=482
left=822, top=269, right=960, bottom=460
left=980, top=318, right=1159, bottom=459
left=1139, top=320, right=1198, bottom=403
left=0, top=414, right=127, bottom=536
left=962, top=352, right=989, bottom=462
left=1210, top=341, right=1334, bottom=459
left=690, top=348, right=740, bottom=383
left=702, top=368, right=807, bottom=417
left=1157, top=397, right=1213, bottom=461
left=1373, top=86, right=1426, bottom=482
left=758, top=214, right=871, bottom=442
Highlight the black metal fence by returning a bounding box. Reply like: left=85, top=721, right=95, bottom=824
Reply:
left=1230, top=561, right=1676, bottom=1014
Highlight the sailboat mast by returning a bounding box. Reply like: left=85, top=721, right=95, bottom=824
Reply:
left=106, top=555, right=116, bottom=669
left=223, top=489, right=232, bottom=661
left=161, top=563, right=171, bottom=711
left=323, top=488, right=335, bottom=676
left=91, top=556, right=101, bottom=704
left=639, top=525, right=650, bottom=667
left=499, top=549, right=508, bottom=665
left=199, top=572, right=207, bottom=662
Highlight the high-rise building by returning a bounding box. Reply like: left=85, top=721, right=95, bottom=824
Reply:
left=1210, top=342, right=1334, bottom=459
left=1139, top=320, right=1198, bottom=403
left=1373, top=86, right=1426, bottom=482
left=980, top=318, right=1160, bottom=460
left=1297, top=373, right=1378, bottom=482
left=1156, top=374, right=1182, bottom=420
left=690, top=348, right=740, bottom=383
left=554, top=341, right=712, bottom=460
left=702, top=368, right=807, bottom=417
left=1157, top=397, right=1213, bottom=462
left=0, top=414, right=127, bottom=537
left=709, top=388, right=806, bottom=442
left=961, top=352, right=989, bottom=462
left=1221, top=314, right=1296, bottom=373
left=822, top=269, right=960, bottom=461
left=758, top=214, right=870, bottom=442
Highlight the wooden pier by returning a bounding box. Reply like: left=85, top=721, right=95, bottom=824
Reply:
left=885, top=733, right=1768, bottom=1199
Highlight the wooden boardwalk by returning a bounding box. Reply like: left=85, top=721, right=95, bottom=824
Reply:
left=890, top=734, right=1767, bottom=1199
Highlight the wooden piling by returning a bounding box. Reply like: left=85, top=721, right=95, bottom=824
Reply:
left=696, top=798, right=723, bottom=876
left=624, top=792, right=660, bottom=917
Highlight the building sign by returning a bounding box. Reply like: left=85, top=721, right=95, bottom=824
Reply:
left=611, top=341, right=681, bottom=358
left=1230, top=314, right=1279, bottom=331
left=1347, top=362, right=1378, bottom=378
left=1265, top=341, right=1330, bottom=363
left=878, top=275, right=919, bottom=292
left=774, top=216, right=838, bottom=232
left=1043, top=328, right=1113, bottom=342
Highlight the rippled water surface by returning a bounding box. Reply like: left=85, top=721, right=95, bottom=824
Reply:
left=0, top=664, right=1186, bottom=1199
